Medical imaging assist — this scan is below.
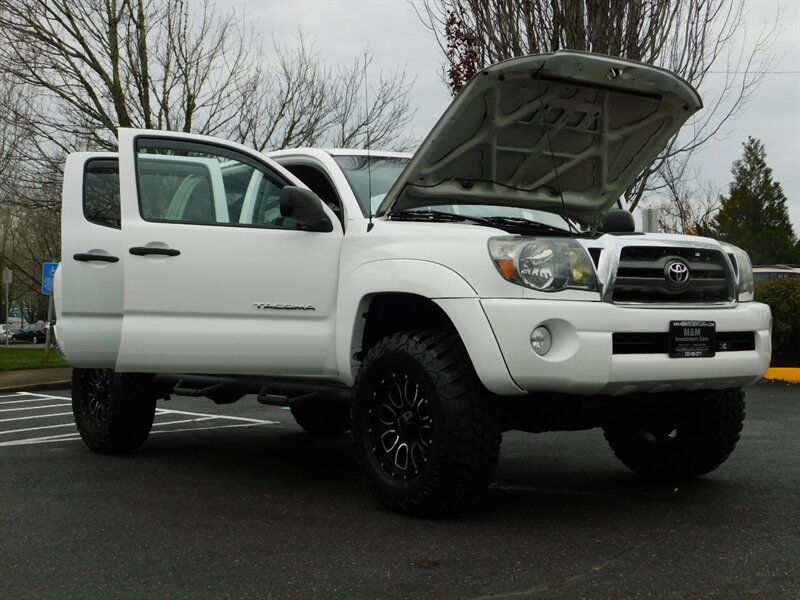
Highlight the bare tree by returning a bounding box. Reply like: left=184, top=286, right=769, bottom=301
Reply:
left=0, top=0, right=252, bottom=151
left=326, top=51, right=416, bottom=151
left=0, top=70, right=62, bottom=323
left=0, top=73, right=34, bottom=198
left=0, top=199, right=60, bottom=323
left=413, top=0, right=778, bottom=211
left=234, top=41, right=416, bottom=152
left=0, top=0, right=416, bottom=165
left=649, top=160, right=720, bottom=235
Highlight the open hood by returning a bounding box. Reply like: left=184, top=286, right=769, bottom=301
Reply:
left=376, top=51, right=702, bottom=227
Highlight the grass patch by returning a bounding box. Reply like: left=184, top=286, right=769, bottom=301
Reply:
left=0, top=347, right=71, bottom=371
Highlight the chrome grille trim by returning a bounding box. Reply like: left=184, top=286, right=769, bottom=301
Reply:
left=596, top=238, right=737, bottom=305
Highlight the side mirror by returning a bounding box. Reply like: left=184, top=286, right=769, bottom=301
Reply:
left=598, top=209, right=635, bottom=233
left=279, top=186, right=334, bottom=233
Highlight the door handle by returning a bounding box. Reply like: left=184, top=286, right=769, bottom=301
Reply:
left=73, top=253, right=119, bottom=263
left=129, top=247, right=181, bottom=257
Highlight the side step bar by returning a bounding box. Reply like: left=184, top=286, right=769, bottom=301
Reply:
left=256, top=391, right=318, bottom=407
left=153, top=373, right=352, bottom=407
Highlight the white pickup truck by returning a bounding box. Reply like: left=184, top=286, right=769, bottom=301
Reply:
left=55, top=51, right=771, bottom=516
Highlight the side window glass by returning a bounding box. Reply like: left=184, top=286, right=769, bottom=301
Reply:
left=83, top=158, right=120, bottom=229
left=252, top=176, right=288, bottom=226
left=135, top=138, right=292, bottom=228
left=221, top=166, right=253, bottom=223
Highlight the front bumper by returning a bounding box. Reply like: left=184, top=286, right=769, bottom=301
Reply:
left=481, top=299, right=771, bottom=395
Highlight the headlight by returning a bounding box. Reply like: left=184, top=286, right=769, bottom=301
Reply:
left=722, top=243, right=754, bottom=301
left=488, top=236, right=598, bottom=292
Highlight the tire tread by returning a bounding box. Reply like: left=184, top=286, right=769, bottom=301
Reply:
left=352, top=330, right=500, bottom=516
left=603, top=388, right=745, bottom=478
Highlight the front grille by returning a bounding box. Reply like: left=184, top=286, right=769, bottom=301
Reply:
left=611, top=246, right=733, bottom=304
left=612, top=331, right=755, bottom=355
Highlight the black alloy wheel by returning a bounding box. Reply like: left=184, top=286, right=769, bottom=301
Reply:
left=84, top=368, right=111, bottom=427
left=368, top=366, right=434, bottom=480
left=72, top=368, right=157, bottom=454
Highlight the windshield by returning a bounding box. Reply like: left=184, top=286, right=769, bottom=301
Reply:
left=333, top=154, right=573, bottom=231
left=332, top=155, right=409, bottom=217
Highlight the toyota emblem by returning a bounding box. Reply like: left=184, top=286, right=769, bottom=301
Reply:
left=664, top=258, right=690, bottom=289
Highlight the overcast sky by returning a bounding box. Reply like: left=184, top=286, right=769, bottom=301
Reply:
left=232, top=0, right=799, bottom=236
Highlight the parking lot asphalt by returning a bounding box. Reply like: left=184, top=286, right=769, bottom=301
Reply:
left=1, top=381, right=798, bottom=600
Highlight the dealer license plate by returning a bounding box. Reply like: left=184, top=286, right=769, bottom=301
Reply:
left=669, top=320, right=716, bottom=358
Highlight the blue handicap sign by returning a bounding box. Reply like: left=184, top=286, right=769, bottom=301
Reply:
left=41, top=262, right=59, bottom=296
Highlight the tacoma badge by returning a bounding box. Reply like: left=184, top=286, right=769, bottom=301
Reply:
left=253, top=303, right=316, bottom=310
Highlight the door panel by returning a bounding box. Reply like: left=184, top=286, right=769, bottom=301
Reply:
left=57, top=153, right=123, bottom=367
left=115, top=129, right=343, bottom=376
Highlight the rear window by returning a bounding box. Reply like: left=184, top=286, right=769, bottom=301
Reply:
left=83, top=158, right=120, bottom=229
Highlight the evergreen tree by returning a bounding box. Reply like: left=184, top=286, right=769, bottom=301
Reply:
left=713, top=137, right=799, bottom=264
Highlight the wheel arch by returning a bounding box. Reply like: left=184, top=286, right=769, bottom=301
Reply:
left=336, top=259, right=524, bottom=395
left=361, top=293, right=458, bottom=357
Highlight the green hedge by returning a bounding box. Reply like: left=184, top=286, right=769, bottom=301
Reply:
left=755, top=277, right=800, bottom=365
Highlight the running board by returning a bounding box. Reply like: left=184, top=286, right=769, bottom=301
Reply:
left=153, top=373, right=352, bottom=406
left=256, top=391, right=319, bottom=407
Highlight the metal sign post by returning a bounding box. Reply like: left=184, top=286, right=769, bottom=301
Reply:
left=41, top=262, right=58, bottom=362
left=3, top=268, right=10, bottom=349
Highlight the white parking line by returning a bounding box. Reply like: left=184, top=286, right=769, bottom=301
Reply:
left=0, top=411, right=73, bottom=423
left=153, top=417, right=215, bottom=427
left=0, top=421, right=270, bottom=446
left=0, top=422, right=76, bottom=435
left=0, top=397, right=72, bottom=406
left=0, top=404, right=71, bottom=413
left=0, top=393, right=26, bottom=400
left=0, top=432, right=80, bottom=446
left=0, top=405, right=280, bottom=447
left=148, top=422, right=267, bottom=435
left=156, top=408, right=278, bottom=425
left=9, top=392, right=70, bottom=401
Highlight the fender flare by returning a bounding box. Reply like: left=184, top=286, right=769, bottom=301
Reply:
left=336, top=259, right=524, bottom=395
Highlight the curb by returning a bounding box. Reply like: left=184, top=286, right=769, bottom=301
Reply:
left=0, top=367, right=73, bottom=394
left=0, top=380, right=72, bottom=393
left=763, top=367, right=800, bottom=384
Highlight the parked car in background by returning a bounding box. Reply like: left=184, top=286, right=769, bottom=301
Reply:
left=0, top=324, right=14, bottom=342
left=753, top=264, right=800, bottom=286
left=12, top=324, right=48, bottom=344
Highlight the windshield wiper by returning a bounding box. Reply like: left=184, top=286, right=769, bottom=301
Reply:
left=389, top=210, right=570, bottom=233
left=388, top=209, right=488, bottom=224
left=478, top=216, right=567, bottom=232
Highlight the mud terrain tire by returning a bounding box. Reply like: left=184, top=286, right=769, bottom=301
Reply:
left=72, top=368, right=157, bottom=454
left=351, top=331, right=500, bottom=516
left=603, top=388, right=745, bottom=478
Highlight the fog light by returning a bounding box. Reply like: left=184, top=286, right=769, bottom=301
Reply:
left=530, top=326, right=552, bottom=356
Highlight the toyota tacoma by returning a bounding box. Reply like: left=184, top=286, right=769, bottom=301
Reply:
left=55, top=51, right=771, bottom=516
